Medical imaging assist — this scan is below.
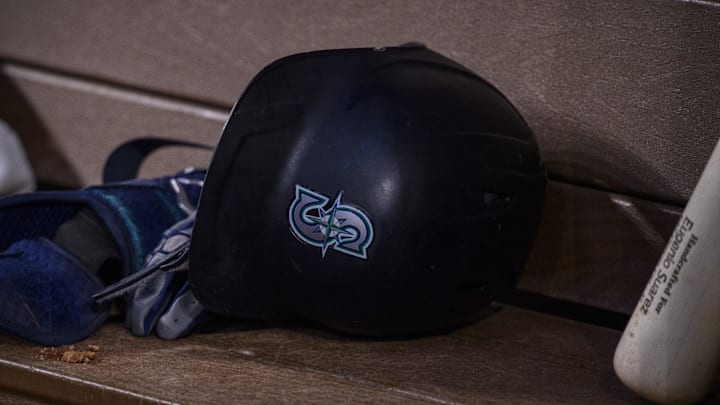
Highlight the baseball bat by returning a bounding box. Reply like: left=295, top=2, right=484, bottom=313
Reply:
left=614, top=138, right=720, bottom=404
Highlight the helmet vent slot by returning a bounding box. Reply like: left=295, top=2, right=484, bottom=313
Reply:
left=456, top=282, right=486, bottom=294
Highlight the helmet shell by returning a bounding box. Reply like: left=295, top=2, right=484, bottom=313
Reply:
left=190, top=46, right=546, bottom=335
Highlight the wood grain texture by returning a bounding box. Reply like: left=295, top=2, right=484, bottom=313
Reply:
left=1, top=0, right=719, bottom=202
left=0, top=389, right=57, bottom=405
left=0, top=308, right=651, bottom=405
left=520, top=181, right=682, bottom=315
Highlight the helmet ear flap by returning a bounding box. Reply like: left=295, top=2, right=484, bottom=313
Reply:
left=190, top=46, right=546, bottom=336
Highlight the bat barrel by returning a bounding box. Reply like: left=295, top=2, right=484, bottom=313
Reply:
left=614, top=139, right=720, bottom=404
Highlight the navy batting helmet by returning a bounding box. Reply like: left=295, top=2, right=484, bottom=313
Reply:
left=190, top=45, right=546, bottom=336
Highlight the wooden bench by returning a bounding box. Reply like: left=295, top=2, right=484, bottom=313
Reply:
left=1, top=1, right=719, bottom=403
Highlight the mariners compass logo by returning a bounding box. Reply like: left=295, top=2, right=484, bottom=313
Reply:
left=289, top=185, right=374, bottom=259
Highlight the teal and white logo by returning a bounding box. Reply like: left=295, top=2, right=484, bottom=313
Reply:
left=289, top=185, right=374, bottom=260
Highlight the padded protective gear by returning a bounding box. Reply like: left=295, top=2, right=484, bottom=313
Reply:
left=0, top=170, right=203, bottom=345
left=155, top=283, right=206, bottom=340
left=0, top=238, right=107, bottom=346
left=95, top=213, right=207, bottom=340
left=126, top=214, right=204, bottom=338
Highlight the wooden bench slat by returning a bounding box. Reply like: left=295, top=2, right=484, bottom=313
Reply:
left=1, top=64, right=223, bottom=187
left=0, top=307, right=649, bottom=404
left=520, top=181, right=682, bottom=316
left=0, top=389, right=58, bottom=405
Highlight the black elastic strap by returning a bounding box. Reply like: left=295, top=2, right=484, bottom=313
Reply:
left=103, top=137, right=212, bottom=183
